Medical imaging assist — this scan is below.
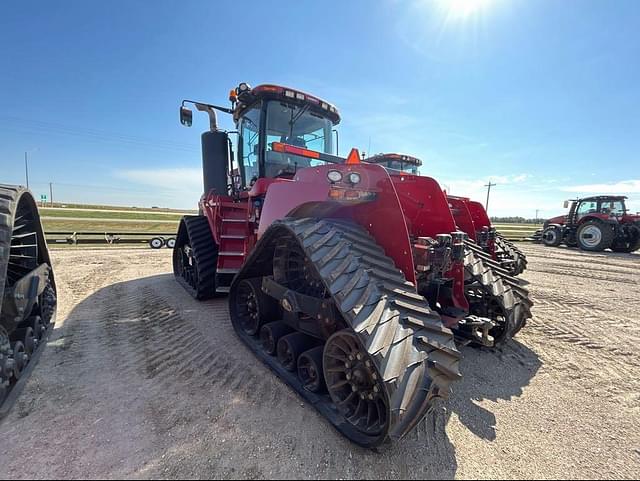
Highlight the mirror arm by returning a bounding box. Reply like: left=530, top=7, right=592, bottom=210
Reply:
left=181, top=99, right=234, bottom=132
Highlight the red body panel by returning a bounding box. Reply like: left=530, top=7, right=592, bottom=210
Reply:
left=466, top=200, right=492, bottom=230
left=259, top=164, right=418, bottom=285
left=199, top=162, right=469, bottom=326
left=386, top=174, right=469, bottom=316
left=447, top=196, right=478, bottom=242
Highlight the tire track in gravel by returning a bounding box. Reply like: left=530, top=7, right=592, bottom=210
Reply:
left=526, top=266, right=637, bottom=285
left=518, top=245, right=640, bottom=409
left=523, top=247, right=640, bottom=267
left=3, top=246, right=639, bottom=479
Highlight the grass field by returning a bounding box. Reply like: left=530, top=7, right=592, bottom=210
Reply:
left=41, top=208, right=184, bottom=222
left=43, top=219, right=179, bottom=234
left=494, top=223, right=542, bottom=240
left=46, top=202, right=196, bottom=214
left=41, top=203, right=540, bottom=245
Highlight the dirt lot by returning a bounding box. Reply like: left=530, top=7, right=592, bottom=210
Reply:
left=0, top=244, right=638, bottom=479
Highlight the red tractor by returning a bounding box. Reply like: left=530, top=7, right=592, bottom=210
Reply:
left=364, top=154, right=528, bottom=276
left=174, top=83, right=531, bottom=447
left=541, top=196, right=640, bottom=253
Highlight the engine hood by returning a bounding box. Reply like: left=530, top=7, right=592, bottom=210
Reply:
left=546, top=215, right=566, bottom=226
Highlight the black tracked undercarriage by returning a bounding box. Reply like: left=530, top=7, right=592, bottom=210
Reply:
left=0, top=185, right=57, bottom=419
left=228, top=218, right=462, bottom=447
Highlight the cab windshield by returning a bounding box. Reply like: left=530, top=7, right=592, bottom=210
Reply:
left=382, top=160, right=418, bottom=175
left=600, top=200, right=626, bottom=215
left=265, top=101, right=334, bottom=178
left=386, top=160, right=419, bottom=175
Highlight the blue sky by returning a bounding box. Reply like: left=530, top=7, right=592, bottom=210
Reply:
left=1, top=0, right=639, bottom=217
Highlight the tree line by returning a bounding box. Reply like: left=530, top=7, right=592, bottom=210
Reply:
left=490, top=216, right=543, bottom=224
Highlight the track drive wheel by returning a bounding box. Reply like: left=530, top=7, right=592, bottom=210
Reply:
left=173, top=216, right=218, bottom=300
left=324, top=331, right=389, bottom=437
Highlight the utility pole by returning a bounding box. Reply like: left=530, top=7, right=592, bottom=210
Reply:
left=49, top=183, right=54, bottom=205
left=24, top=152, right=30, bottom=189
left=535, top=209, right=540, bottom=222
left=484, top=181, right=496, bottom=211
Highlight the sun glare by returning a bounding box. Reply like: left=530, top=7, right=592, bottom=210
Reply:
left=439, top=0, right=494, bottom=20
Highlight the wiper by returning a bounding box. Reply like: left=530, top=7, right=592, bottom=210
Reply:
left=245, top=116, right=259, bottom=131
left=289, top=104, right=310, bottom=137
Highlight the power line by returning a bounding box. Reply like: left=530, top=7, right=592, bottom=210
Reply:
left=485, top=182, right=497, bottom=211
left=0, top=116, right=200, bottom=154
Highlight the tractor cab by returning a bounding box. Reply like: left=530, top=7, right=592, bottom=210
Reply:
left=566, top=196, right=630, bottom=225
left=231, top=84, right=340, bottom=187
left=180, top=83, right=341, bottom=197
left=365, top=153, right=422, bottom=175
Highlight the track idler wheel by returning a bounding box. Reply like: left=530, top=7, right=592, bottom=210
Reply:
left=324, top=330, right=389, bottom=436
left=31, top=316, right=45, bottom=343
left=12, top=327, right=36, bottom=356
left=277, top=333, right=316, bottom=372
left=10, top=342, right=28, bottom=381
left=298, top=346, right=326, bottom=393
left=234, top=278, right=278, bottom=336
left=259, top=322, right=293, bottom=356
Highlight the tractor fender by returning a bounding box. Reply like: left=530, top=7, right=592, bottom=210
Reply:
left=447, top=197, right=477, bottom=242
left=258, top=163, right=417, bottom=285
left=545, top=223, right=564, bottom=230
left=578, top=215, right=616, bottom=226
left=466, top=200, right=492, bottom=229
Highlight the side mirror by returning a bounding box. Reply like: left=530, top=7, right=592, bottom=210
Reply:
left=180, top=106, right=193, bottom=127
left=563, top=201, right=569, bottom=209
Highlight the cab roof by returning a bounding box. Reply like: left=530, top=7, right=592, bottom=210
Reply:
left=575, top=195, right=628, bottom=203
left=365, top=153, right=423, bottom=167
left=233, top=83, right=341, bottom=125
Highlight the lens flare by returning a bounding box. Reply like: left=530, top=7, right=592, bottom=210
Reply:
left=439, top=0, right=493, bottom=19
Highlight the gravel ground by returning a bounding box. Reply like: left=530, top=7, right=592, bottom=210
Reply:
left=0, top=244, right=638, bottom=479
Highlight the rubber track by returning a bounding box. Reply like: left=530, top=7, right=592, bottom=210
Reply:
left=495, top=232, right=528, bottom=276
left=0, top=184, right=19, bottom=309
left=174, top=216, right=217, bottom=300
left=0, top=184, right=56, bottom=420
left=463, top=240, right=533, bottom=341
left=231, top=217, right=461, bottom=446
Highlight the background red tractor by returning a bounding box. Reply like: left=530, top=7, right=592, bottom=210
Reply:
left=364, top=154, right=528, bottom=276
left=541, top=196, right=640, bottom=253
left=174, top=83, right=531, bottom=447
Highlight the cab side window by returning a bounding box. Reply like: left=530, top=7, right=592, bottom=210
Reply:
left=577, top=202, right=597, bottom=216
left=240, top=106, right=261, bottom=187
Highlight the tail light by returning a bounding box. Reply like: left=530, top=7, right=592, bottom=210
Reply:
left=328, top=188, right=376, bottom=202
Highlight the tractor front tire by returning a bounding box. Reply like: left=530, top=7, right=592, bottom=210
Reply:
left=542, top=226, right=562, bottom=247
left=577, top=220, right=614, bottom=252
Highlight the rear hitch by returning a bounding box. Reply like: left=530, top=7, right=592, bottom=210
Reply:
left=455, top=316, right=495, bottom=347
